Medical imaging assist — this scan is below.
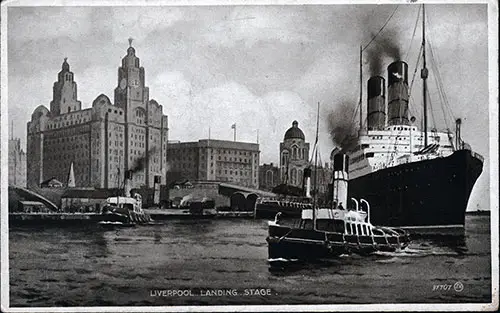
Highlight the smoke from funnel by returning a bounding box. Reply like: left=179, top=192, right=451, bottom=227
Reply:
left=129, top=147, right=157, bottom=174
left=365, top=29, right=402, bottom=77
left=327, top=103, right=359, bottom=152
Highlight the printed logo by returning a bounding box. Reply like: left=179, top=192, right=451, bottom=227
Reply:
left=453, top=281, right=464, bottom=292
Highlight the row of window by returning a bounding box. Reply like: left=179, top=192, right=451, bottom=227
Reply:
left=47, top=119, right=89, bottom=129
left=107, top=108, right=123, bottom=115
left=45, top=153, right=89, bottom=161
left=281, top=146, right=308, bottom=164
left=345, top=223, right=371, bottom=236
left=169, top=148, right=258, bottom=157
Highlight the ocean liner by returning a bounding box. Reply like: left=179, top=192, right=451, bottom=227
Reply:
left=337, top=5, right=484, bottom=233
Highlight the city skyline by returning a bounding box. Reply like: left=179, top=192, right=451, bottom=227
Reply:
left=5, top=2, right=493, bottom=210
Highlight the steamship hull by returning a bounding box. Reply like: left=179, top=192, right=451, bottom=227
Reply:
left=348, top=149, right=483, bottom=232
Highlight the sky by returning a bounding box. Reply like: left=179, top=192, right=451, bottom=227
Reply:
left=5, top=1, right=493, bottom=210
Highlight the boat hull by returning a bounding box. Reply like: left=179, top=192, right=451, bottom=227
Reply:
left=348, top=149, right=483, bottom=229
left=95, top=211, right=153, bottom=226
left=266, top=223, right=408, bottom=262
left=267, top=224, right=346, bottom=261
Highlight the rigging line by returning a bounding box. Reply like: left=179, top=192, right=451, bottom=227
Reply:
left=407, top=46, right=422, bottom=119
left=425, top=17, right=456, bottom=122
left=405, top=5, right=422, bottom=61
left=427, top=86, right=438, bottom=131
left=428, top=45, right=451, bottom=131
left=428, top=41, right=448, bottom=113
left=408, top=45, right=423, bottom=104
left=362, top=5, right=400, bottom=52
left=428, top=40, right=455, bottom=130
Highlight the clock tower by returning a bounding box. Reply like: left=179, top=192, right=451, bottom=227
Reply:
left=114, top=38, right=150, bottom=118
left=112, top=39, right=168, bottom=189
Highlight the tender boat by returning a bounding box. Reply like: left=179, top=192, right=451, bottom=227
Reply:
left=97, top=193, right=153, bottom=227
left=267, top=153, right=410, bottom=264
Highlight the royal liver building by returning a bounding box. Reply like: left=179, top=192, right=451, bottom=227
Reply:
left=27, top=40, right=168, bottom=189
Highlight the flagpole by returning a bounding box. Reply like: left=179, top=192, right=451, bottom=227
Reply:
left=257, top=129, right=259, bottom=144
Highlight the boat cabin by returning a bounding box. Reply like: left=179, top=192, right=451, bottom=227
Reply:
left=295, top=203, right=373, bottom=236
left=104, top=194, right=143, bottom=213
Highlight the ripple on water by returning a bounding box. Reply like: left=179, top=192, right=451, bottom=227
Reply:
left=8, top=216, right=492, bottom=306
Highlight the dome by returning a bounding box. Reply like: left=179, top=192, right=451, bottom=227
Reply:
left=127, top=46, right=136, bottom=56
left=31, top=105, right=50, bottom=120
left=284, top=120, right=305, bottom=140
left=92, top=94, right=112, bottom=107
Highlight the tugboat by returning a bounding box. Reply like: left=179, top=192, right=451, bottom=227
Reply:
left=97, top=193, right=153, bottom=227
left=96, top=171, right=153, bottom=227
left=267, top=153, right=410, bottom=264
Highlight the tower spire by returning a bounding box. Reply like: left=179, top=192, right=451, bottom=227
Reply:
left=67, top=162, right=76, bottom=188
left=128, top=37, right=133, bottom=47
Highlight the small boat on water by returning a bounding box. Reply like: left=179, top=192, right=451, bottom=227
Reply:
left=97, top=193, right=153, bottom=227
left=267, top=152, right=410, bottom=265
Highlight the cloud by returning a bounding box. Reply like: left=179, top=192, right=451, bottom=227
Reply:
left=8, top=7, right=93, bottom=43
left=109, top=7, right=185, bottom=44
left=202, top=6, right=315, bottom=48
left=151, top=77, right=321, bottom=163
left=78, top=65, right=117, bottom=107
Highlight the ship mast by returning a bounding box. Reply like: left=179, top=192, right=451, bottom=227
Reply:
left=359, top=45, right=363, bottom=132
left=313, top=102, right=320, bottom=230
left=421, top=4, right=429, bottom=147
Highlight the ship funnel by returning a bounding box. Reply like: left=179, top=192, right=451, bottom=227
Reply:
left=367, top=76, right=386, bottom=130
left=332, top=153, right=349, bottom=210
left=387, top=61, right=409, bottom=126
left=303, top=167, right=312, bottom=198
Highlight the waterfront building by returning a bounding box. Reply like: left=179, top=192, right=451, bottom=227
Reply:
left=259, top=163, right=279, bottom=191
left=315, top=163, right=332, bottom=197
left=9, top=138, right=27, bottom=187
left=26, top=42, right=168, bottom=189
left=167, top=139, right=260, bottom=189
left=279, top=121, right=310, bottom=187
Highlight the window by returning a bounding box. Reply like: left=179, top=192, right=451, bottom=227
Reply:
left=281, top=150, right=289, bottom=166
left=291, top=168, right=297, bottom=185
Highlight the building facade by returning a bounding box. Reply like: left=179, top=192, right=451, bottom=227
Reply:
left=27, top=43, right=168, bottom=189
left=167, top=139, right=260, bottom=188
left=279, top=121, right=310, bottom=187
left=9, top=138, right=27, bottom=187
left=259, top=163, right=279, bottom=191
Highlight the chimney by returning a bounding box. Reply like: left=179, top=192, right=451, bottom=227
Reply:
left=387, top=61, right=409, bottom=126
left=367, top=76, right=386, bottom=130
left=332, top=153, right=349, bottom=209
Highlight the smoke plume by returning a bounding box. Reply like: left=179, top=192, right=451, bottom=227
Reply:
left=129, top=147, right=157, bottom=174
left=365, top=29, right=402, bottom=76
left=327, top=102, right=359, bottom=152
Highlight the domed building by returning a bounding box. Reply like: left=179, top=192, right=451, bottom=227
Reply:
left=279, top=121, right=310, bottom=187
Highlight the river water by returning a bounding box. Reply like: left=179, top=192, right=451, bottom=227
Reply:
left=9, top=214, right=492, bottom=307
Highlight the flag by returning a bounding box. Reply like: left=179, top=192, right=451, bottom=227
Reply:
left=231, top=123, right=236, bottom=129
